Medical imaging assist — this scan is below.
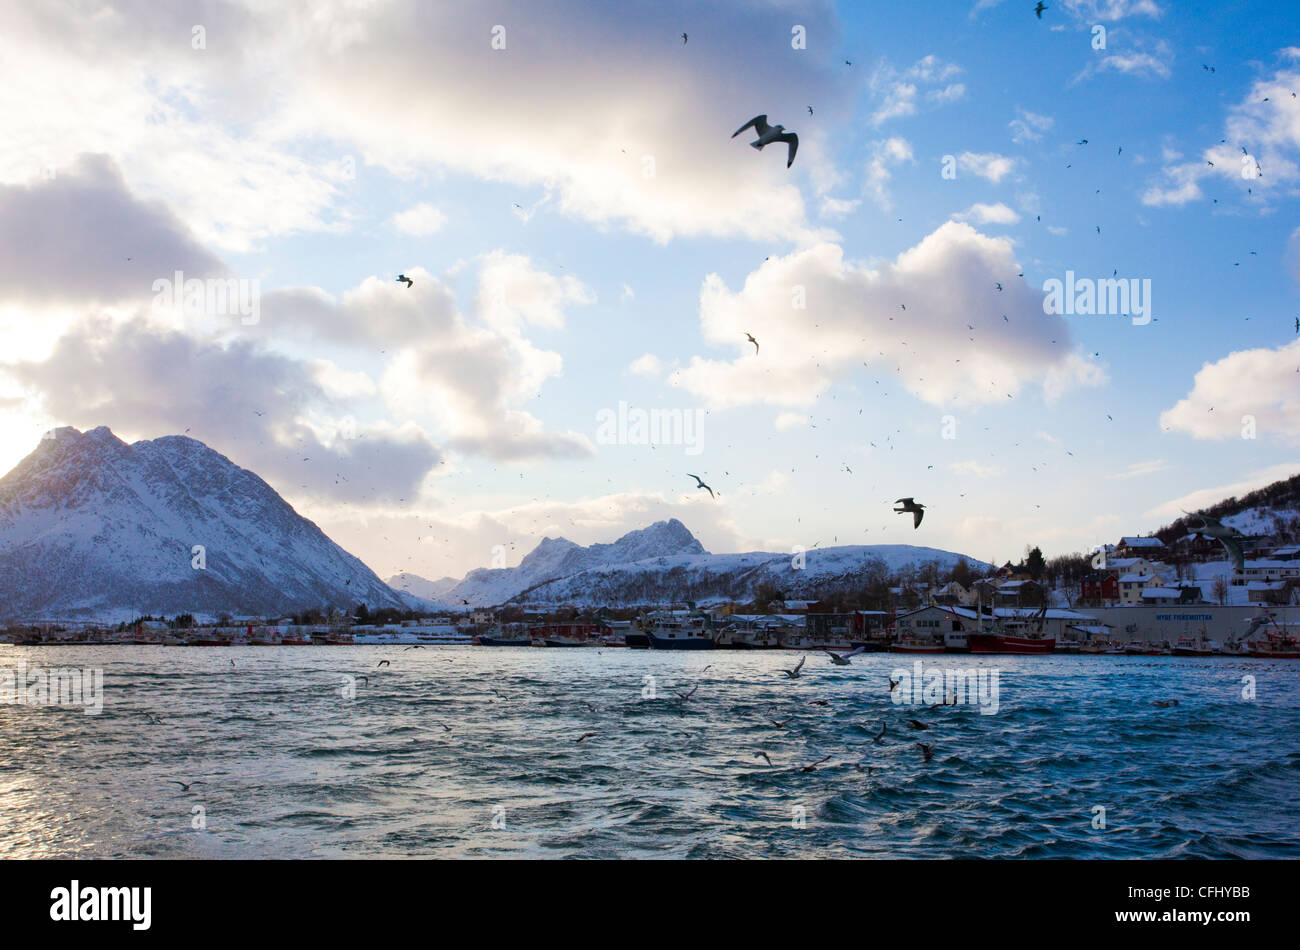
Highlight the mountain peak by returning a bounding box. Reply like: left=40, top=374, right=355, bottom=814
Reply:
left=0, top=427, right=406, bottom=621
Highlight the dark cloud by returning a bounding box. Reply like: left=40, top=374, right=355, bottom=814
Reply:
left=0, top=153, right=226, bottom=307
left=6, top=316, right=442, bottom=504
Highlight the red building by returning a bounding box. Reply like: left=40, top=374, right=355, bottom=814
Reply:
left=1080, top=571, right=1118, bottom=605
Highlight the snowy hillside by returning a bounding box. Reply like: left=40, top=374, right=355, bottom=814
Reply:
left=0, top=427, right=408, bottom=621
left=387, top=571, right=458, bottom=603
left=439, top=520, right=985, bottom=607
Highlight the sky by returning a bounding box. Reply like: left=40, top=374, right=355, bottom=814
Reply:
left=1, top=0, right=1298, bottom=582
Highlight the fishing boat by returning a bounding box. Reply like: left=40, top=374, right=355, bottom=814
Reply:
left=715, top=622, right=781, bottom=649
left=1123, top=640, right=1170, bottom=656
left=889, top=636, right=946, bottom=654
left=644, top=613, right=714, bottom=650
left=1172, top=635, right=1217, bottom=657
left=968, top=631, right=1056, bottom=655
left=967, top=608, right=1054, bottom=655
left=1248, top=630, right=1300, bottom=658
left=533, top=622, right=601, bottom=647
left=478, top=623, right=534, bottom=647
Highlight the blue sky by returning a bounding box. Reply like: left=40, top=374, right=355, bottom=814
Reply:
left=0, top=0, right=1298, bottom=581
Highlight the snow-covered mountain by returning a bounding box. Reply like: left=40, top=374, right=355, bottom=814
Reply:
left=387, top=571, right=459, bottom=603
left=0, top=427, right=408, bottom=622
left=441, top=519, right=984, bottom=607
left=443, top=518, right=706, bottom=605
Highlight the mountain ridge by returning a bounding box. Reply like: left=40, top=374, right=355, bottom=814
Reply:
left=0, top=426, right=407, bottom=621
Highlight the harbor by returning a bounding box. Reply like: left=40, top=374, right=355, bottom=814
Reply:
left=7, top=600, right=1300, bottom=658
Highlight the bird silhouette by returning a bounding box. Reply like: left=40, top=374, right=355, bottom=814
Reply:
left=687, top=473, right=715, bottom=498
left=1035, top=2, right=1047, bottom=18
left=396, top=274, right=413, bottom=288
left=894, top=497, right=926, bottom=528
left=745, top=332, right=760, bottom=354
left=731, top=114, right=799, bottom=168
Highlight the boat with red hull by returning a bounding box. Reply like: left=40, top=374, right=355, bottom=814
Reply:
left=967, top=633, right=1055, bottom=655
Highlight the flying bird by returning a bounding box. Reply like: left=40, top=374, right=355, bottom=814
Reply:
left=681, top=32, right=687, bottom=43
left=782, top=656, right=806, bottom=679
left=1035, top=2, right=1047, bottom=18
left=824, top=646, right=866, bottom=666
left=917, top=742, right=934, bottom=762
left=872, top=721, right=887, bottom=743
left=746, top=332, right=760, bottom=354
left=1183, top=511, right=1246, bottom=571
left=906, top=718, right=930, bottom=731
left=754, top=751, right=773, bottom=767
left=687, top=473, right=715, bottom=499
left=170, top=781, right=206, bottom=792
left=731, top=114, right=799, bottom=168
left=800, top=755, right=833, bottom=773
left=396, top=274, right=413, bottom=288
left=575, top=732, right=597, bottom=743
left=893, top=497, right=926, bottom=529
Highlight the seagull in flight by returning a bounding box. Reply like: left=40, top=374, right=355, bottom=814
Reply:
left=170, top=781, right=206, bottom=792
left=687, top=473, right=715, bottom=498
left=917, top=742, right=934, bottom=762
left=893, top=497, right=926, bottom=529
left=1183, top=511, right=1246, bottom=571
left=800, top=755, right=833, bottom=773
left=782, top=656, right=806, bottom=679
left=754, top=751, right=773, bottom=767
left=575, top=732, right=597, bottom=743
left=745, top=332, right=759, bottom=354
left=681, top=32, right=687, bottom=43
left=824, top=646, right=866, bottom=666
left=396, top=274, right=413, bottom=288
left=873, top=721, right=887, bottom=743
left=1034, top=1, right=1047, bottom=18
left=731, top=114, right=799, bottom=168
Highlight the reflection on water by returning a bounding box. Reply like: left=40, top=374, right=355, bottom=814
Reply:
left=1, top=645, right=1297, bottom=858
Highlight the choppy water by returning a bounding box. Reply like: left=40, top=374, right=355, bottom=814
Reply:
left=1, top=645, right=1297, bottom=858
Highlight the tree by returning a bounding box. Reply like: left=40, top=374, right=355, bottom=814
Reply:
left=1024, top=546, right=1046, bottom=580
left=1212, top=575, right=1229, bottom=605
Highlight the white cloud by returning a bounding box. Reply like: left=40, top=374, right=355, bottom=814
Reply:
left=627, top=353, right=664, bottom=376
left=774, top=411, right=807, bottom=431
left=865, top=137, right=915, bottom=210
left=0, top=1, right=849, bottom=248
left=1009, top=109, right=1054, bottom=144
left=952, top=202, right=1021, bottom=226
left=1159, top=339, right=1300, bottom=442
left=1143, top=57, right=1300, bottom=207
left=669, top=222, right=1103, bottom=412
left=870, top=56, right=965, bottom=126
left=1143, top=464, right=1300, bottom=522
left=389, top=202, right=446, bottom=237
left=476, top=250, right=594, bottom=332
left=958, top=151, right=1019, bottom=183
